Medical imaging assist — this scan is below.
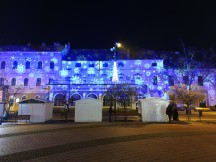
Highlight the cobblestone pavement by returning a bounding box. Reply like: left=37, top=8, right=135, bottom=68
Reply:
left=0, top=112, right=216, bottom=162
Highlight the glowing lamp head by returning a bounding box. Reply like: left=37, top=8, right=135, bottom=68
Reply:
left=116, top=43, right=121, bottom=48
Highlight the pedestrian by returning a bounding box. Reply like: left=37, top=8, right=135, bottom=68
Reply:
left=166, top=102, right=173, bottom=123
left=172, top=102, right=179, bottom=121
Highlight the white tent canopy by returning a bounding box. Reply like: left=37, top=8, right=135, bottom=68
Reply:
left=138, top=97, right=170, bottom=122
left=75, top=98, right=103, bottom=122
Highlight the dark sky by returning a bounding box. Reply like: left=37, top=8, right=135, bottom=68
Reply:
left=0, top=0, right=216, bottom=50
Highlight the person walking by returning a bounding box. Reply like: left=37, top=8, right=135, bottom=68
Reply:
left=172, top=103, right=179, bottom=121
left=166, top=101, right=173, bottom=123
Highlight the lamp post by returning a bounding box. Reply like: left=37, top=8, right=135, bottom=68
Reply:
left=111, top=42, right=121, bottom=113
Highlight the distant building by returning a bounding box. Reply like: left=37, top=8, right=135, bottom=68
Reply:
left=0, top=43, right=215, bottom=110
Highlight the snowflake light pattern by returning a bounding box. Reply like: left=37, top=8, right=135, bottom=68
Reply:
left=60, top=69, right=68, bottom=77
left=87, top=68, right=95, bottom=74
left=135, top=79, right=144, bottom=85
left=144, top=63, right=151, bottom=69
left=44, top=66, right=50, bottom=72
left=135, top=60, right=142, bottom=65
left=74, top=68, right=80, bottom=73
left=71, top=76, right=82, bottom=84
left=51, top=57, right=58, bottom=63
left=54, top=66, right=59, bottom=71
left=146, top=71, right=151, bottom=76
left=16, top=64, right=25, bottom=74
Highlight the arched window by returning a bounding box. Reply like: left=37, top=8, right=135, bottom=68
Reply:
left=49, top=78, right=54, bottom=84
left=153, top=76, right=157, bottom=85
left=70, top=94, right=81, bottom=106
left=21, top=96, right=27, bottom=100
left=37, top=61, right=42, bottom=69
left=24, top=78, right=29, bottom=86
left=54, top=94, right=65, bottom=106
left=50, top=61, right=54, bottom=69
left=36, top=78, right=41, bottom=86
left=25, top=61, right=30, bottom=69
left=11, top=78, right=16, bottom=86
left=87, top=93, right=97, bottom=99
left=103, top=94, right=113, bottom=106
left=13, top=61, right=18, bottom=69
left=0, top=77, right=4, bottom=86
left=1, top=61, right=5, bottom=69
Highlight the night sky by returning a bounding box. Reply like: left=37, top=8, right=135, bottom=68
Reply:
left=0, top=0, right=216, bottom=50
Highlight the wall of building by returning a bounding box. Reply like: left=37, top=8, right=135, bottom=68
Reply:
left=0, top=46, right=215, bottom=108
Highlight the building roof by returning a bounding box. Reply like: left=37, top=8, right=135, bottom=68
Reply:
left=0, top=45, right=65, bottom=52
left=62, top=49, right=130, bottom=61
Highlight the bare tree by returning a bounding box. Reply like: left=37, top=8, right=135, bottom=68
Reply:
left=168, top=84, right=205, bottom=121
left=6, top=84, right=24, bottom=111
left=107, top=83, right=138, bottom=115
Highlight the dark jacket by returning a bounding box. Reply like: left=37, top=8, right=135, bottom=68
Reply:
left=166, top=105, right=173, bottom=116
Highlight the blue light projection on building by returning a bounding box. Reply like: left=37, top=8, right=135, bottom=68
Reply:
left=0, top=43, right=215, bottom=108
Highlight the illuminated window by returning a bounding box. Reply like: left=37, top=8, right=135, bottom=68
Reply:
left=0, top=77, right=4, bottom=86
left=25, top=61, right=30, bottom=69
left=36, top=78, right=41, bottom=86
left=13, top=61, right=18, bottom=69
left=11, top=78, right=16, bottom=86
left=1, top=61, right=5, bottom=69
left=37, top=61, right=42, bottom=69
left=15, top=98, right=20, bottom=103
left=24, top=78, right=29, bottom=86
left=50, top=61, right=54, bottom=69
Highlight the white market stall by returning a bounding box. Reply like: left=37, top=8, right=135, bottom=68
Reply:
left=75, top=98, right=103, bottom=122
left=138, top=97, right=169, bottom=122
left=18, top=99, right=53, bottom=123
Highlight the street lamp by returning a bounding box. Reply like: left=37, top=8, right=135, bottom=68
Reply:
left=111, top=42, right=121, bottom=61
left=110, top=42, right=122, bottom=113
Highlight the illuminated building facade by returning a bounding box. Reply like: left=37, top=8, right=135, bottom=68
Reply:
left=0, top=43, right=215, bottom=109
